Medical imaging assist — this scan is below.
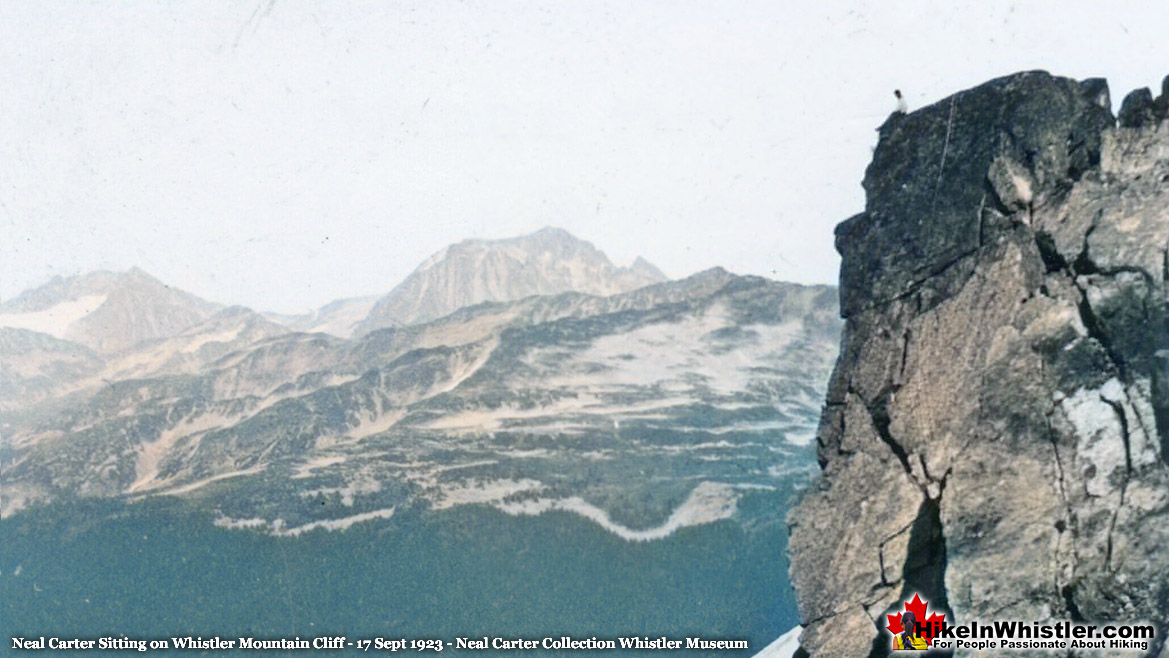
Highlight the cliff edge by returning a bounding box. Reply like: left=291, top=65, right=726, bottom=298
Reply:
left=789, top=71, right=1169, bottom=657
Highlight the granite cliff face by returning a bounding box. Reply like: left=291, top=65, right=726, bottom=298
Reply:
left=789, top=71, right=1169, bottom=657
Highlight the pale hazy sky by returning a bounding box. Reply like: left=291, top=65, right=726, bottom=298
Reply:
left=3, top=1, right=1167, bottom=313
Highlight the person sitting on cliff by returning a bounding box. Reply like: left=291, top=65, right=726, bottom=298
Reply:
left=894, top=89, right=908, bottom=114
left=893, top=610, right=929, bottom=651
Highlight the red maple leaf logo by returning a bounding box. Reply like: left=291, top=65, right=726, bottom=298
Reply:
left=885, top=593, right=947, bottom=646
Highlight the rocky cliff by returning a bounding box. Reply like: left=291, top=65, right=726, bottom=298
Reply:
left=789, top=71, right=1169, bottom=657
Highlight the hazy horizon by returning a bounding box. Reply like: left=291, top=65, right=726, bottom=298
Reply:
left=5, top=1, right=1168, bottom=313
left=2, top=225, right=701, bottom=314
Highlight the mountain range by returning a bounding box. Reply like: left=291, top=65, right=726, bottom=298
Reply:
left=1, top=228, right=839, bottom=536
left=0, top=229, right=661, bottom=408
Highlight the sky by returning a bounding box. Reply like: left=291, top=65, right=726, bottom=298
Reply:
left=3, top=1, right=1168, bottom=313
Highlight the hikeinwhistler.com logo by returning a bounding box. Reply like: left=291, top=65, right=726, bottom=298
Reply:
left=886, top=593, right=1157, bottom=652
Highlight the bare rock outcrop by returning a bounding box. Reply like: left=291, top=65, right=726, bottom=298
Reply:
left=789, top=71, right=1169, bottom=657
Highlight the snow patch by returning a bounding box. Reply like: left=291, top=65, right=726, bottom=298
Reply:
left=214, top=516, right=267, bottom=530
left=299, top=468, right=382, bottom=506
left=215, top=509, right=397, bottom=536
left=422, top=395, right=693, bottom=432
left=272, top=508, right=396, bottom=537
left=291, top=455, right=347, bottom=479
left=495, top=481, right=738, bottom=542
left=0, top=294, right=107, bottom=337
left=784, top=429, right=816, bottom=446
left=534, top=306, right=806, bottom=396
left=156, top=465, right=266, bottom=496
left=432, top=478, right=544, bottom=510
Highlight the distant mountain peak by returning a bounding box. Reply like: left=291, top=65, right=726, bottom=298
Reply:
left=357, top=228, right=668, bottom=332
left=630, top=256, right=668, bottom=280
left=262, top=296, right=379, bottom=338
left=0, top=268, right=219, bottom=353
left=527, top=225, right=573, bottom=240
